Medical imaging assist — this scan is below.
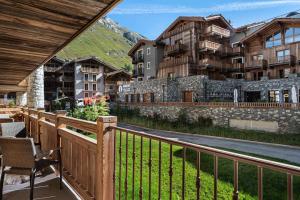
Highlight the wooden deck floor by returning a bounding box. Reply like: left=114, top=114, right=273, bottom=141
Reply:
left=3, top=172, right=78, bottom=200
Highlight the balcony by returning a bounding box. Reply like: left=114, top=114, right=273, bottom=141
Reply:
left=44, top=66, right=62, bottom=73
left=1, top=107, right=299, bottom=200
left=199, top=40, right=222, bottom=52
left=245, top=59, right=268, bottom=70
left=206, top=25, right=231, bottom=38
left=268, top=55, right=296, bottom=67
left=165, top=43, right=188, bottom=57
left=132, top=54, right=144, bottom=64
left=162, top=23, right=201, bottom=39
left=231, top=63, right=245, bottom=72
left=199, top=58, right=223, bottom=70
left=81, top=66, right=100, bottom=73
left=159, top=56, right=193, bottom=69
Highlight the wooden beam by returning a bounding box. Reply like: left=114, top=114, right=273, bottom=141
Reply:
left=0, top=85, right=27, bottom=92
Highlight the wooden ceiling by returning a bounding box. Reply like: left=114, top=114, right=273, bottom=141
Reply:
left=0, top=0, right=121, bottom=86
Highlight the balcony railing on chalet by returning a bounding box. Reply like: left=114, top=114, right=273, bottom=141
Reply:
left=44, top=66, right=62, bottom=73
left=159, top=56, right=193, bottom=69
left=245, top=59, right=268, bottom=70
left=122, top=101, right=300, bottom=109
left=132, top=54, right=144, bottom=64
left=165, top=43, right=188, bottom=57
left=199, top=40, right=222, bottom=52
left=205, top=25, right=231, bottom=38
left=81, top=66, right=100, bottom=73
left=268, top=55, right=296, bottom=67
left=2, top=107, right=299, bottom=200
left=199, top=58, right=223, bottom=69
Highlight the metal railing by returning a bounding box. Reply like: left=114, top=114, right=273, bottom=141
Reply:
left=111, top=125, right=300, bottom=200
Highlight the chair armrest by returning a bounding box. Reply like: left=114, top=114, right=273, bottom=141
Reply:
left=36, top=147, right=62, bottom=160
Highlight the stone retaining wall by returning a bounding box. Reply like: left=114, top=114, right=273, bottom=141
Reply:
left=123, top=104, right=300, bottom=134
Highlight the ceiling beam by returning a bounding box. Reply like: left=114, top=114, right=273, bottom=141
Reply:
left=0, top=85, right=27, bottom=92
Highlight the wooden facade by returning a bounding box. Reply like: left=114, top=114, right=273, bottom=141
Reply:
left=0, top=0, right=121, bottom=88
left=242, top=18, right=300, bottom=80
left=156, top=15, right=235, bottom=80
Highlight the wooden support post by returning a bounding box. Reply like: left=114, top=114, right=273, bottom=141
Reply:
left=56, top=111, right=67, bottom=147
left=96, top=116, right=117, bottom=200
left=36, top=108, right=45, bottom=144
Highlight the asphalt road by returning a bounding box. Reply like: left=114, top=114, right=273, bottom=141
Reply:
left=118, top=123, right=300, bottom=164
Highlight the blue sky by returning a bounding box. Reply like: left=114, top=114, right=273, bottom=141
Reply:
left=108, top=0, right=300, bottom=39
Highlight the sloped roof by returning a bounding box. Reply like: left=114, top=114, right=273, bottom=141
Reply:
left=105, top=69, right=131, bottom=78
left=128, top=39, right=155, bottom=56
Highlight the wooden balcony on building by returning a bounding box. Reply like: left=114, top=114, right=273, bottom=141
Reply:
left=199, top=40, right=222, bottom=52
left=231, top=63, right=245, bottom=72
left=159, top=56, right=193, bottom=69
left=206, top=25, right=231, bottom=38
left=44, top=66, right=62, bottom=73
left=162, top=23, right=201, bottom=39
left=81, top=67, right=100, bottom=74
left=132, top=54, right=144, bottom=64
left=268, top=55, right=296, bottom=67
left=199, top=58, right=223, bottom=69
left=165, top=43, right=188, bottom=57
left=245, top=59, right=268, bottom=70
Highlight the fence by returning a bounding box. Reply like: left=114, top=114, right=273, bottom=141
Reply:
left=122, top=102, right=300, bottom=109
left=2, top=108, right=300, bottom=199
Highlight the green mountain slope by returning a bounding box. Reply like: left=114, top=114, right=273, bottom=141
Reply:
left=57, top=19, right=141, bottom=69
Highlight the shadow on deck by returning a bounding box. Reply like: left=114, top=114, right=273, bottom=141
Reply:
left=3, top=172, right=77, bottom=200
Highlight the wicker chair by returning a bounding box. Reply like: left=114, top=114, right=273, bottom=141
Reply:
left=0, top=137, right=62, bottom=200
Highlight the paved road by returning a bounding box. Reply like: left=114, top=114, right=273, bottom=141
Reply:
left=118, top=123, right=300, bottom=164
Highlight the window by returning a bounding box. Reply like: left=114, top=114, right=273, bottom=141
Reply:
left=265, top=31, right=282, bottom=48
left=258, top=71, right=263, bottom=80
left=147, top=62, right=151, bottom=69
left=92, top=74, right=97, bottom=82
left=279, top=69, right=284, bottom=78
left=283, top=90, right=289, bottom=103
left=276, top=49, right=290, bottom=62
left=150, top=93, right=155, bottom=103
left=136, top=94, right=140, bottom=102
left=84, top=74, right=89, bottom=81
left=269, top=90, right=280, bottom=103
left=84, top=92, right=89, bottom=98
left=125, top=94, right=129, bottom=103
left=92, top=83, right=97, bottom=91
left=252, top=55, right=263, bottom=61
left=147, top=48, right=151, bottom=55
left=84, top=83, right=89, bottom=91
left=285, top=28, right=300, bottom=44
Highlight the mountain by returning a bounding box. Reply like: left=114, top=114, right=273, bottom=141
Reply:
left=57, top=17, right=145, bottom=69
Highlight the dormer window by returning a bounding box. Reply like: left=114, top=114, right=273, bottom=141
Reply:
left=265, top=31, right=282, bottom=48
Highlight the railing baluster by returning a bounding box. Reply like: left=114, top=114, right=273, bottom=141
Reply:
left=258, top=167, right=263, bottom=200
left=233, top=160, right=239, bottom=200
left=139, top=137, right=143, bottom=200
left=132, top=135, right=136, bottom=200
left=148, top=139, right=152, bottom=200
left=125, top=132, right=129, bottom=200
left=287, top=173, right=293, bottom=200
left=158, top=141, right=162, bottom=200
left=119, top=131, right=122, bottom=200
left=196, top=152, right=201, bottom=200
left=169, top=144, right=173, bottom=200
left=214, top=156, right=218, bottom=200
left=182, top=148, right=186, bottom=200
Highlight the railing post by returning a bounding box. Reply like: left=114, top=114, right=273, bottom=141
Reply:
left=96, top=116, right=117, bottom=200
left=36, top=108, right=45, bottom=144
left=56, top=110, right=67, bottom=146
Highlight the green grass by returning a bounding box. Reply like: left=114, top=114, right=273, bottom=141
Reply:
left=57, top=22, right=133, bottom=68
left=118, top=115, right=300, bottom=147
left=114, top=132, right=300, bottom=200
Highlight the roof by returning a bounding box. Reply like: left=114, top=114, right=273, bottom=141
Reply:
left=68, top=56, right=119, bottom=71
left=241, top=17, right=300, bottom=43
left=205, top=14, right=233, bottom=30
left=105, top=69, right=131, bottom=78
left=128, top=39, right=155, bottom=56
left=156, top=16, right=205, bottom=40
left=0, top=0, right=121, bottom=86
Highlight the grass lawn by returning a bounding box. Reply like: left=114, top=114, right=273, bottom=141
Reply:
left=117, top=115, right=300, bottom=147
left=114, top=132, right=300, bottom=200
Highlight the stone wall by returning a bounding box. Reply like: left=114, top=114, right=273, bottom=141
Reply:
left=27, top=66, right=44, bottom=108
left=123, top=104, right=300, bottom=134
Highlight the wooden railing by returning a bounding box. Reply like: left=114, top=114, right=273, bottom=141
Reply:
left=199, top=58, right=223, bottom=68
left=111, top=125, right=300, bottom=200
left=199, top=40, right=222, bottom=52
left=81, top=67, right=100, bottom=74
left=206, top=25, right=231, bottom=38
left=21, top=108, right=116, bottom=200
left=245, top=59, right=268, bottom=69
left=0, top=107, right=22, bottom=114
left=122, top=102, right=300, bottom=109
left=268, top=55, right=296, bottom=66
left=159, top=56, right=193, bottom=69
left=162, top=23, right=200, bottom=39
left=164, top=43, right=188, bottom=57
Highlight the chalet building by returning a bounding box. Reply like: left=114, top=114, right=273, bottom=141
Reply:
left=44, top=57, right=131, bottom=109
left=123, top=12, right=300, bottom=104
left=128, top=39, right=164, bottom=81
